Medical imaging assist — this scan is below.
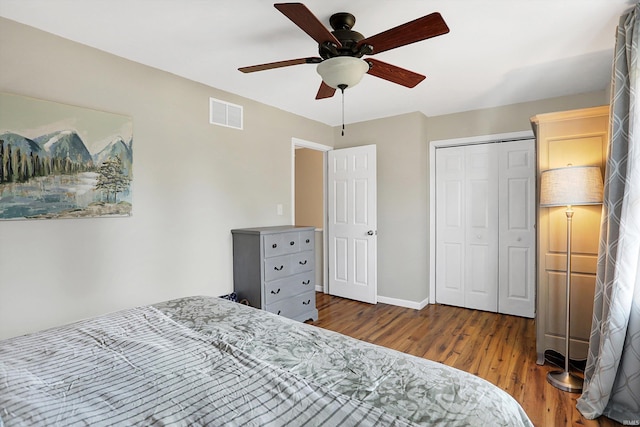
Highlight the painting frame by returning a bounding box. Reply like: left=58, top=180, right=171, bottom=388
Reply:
left=0, top=93, right=133, bottom=220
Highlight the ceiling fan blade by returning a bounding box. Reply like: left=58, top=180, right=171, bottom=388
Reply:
left=274, top=3, right=342, bottom=47
left=365, top=58, right=426, bottom=88
left=315, top=81, right=336, bottom=99
left=358, top=12, right=449, bottom=55
left=239, top=57, right=322, bottom=73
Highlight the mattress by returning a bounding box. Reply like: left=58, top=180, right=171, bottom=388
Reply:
left=0, top=295, right=533, bottom=426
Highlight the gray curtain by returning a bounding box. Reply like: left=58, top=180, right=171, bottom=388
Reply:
left=576, top=3, right=640, bottom=424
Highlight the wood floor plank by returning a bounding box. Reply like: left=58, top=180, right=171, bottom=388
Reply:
left=311, top=293, right=622, bottom=427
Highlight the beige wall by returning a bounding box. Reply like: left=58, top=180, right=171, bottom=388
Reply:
left=427, top=91, right=608, bottom=142
left=295, top=148, right=324, bottom=229
left=333, top=112, right=430, bottom=303
left=0, top=17, right=333, bottom=339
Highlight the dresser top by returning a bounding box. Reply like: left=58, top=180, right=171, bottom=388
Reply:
left=231, top=225, right=316, bottom=235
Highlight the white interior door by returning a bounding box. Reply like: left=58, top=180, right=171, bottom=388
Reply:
left=327, top=145, right=377, bottom=304
left=435, top=144, right=498, bottom=311
left=464, top=144, right=499, bottom=312
left=435, top=139, right=535, bottom=317
left=435, top=147, right=465, bottom=306
left=498, top=139, right=536, bottom=318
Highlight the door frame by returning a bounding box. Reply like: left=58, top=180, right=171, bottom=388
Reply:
left=291, top=137, right=332, bottom=293
left=428, top=130, right=534, bottom=304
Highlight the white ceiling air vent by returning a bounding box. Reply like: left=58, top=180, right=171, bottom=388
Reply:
left=209, top=97, right=243, bottom=130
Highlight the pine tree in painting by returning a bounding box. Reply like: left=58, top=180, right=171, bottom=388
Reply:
left=95, top=156, right=131, bottom=203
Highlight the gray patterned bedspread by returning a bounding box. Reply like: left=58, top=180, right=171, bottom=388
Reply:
left=0, top=295, right=533, bottom=426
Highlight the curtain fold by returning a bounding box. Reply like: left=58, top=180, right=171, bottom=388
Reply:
left=576, top=3, right=640, bottom=423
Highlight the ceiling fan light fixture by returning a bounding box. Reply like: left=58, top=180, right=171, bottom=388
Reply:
left=317, top=57, right=369, bottom=90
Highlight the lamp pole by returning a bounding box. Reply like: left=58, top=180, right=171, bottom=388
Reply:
left=547, top=206, right=583, bottom=392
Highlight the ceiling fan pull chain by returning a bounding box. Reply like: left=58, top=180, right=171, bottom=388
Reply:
left=339, top=84, right=347, bottom=136
left=342, top=91, right=345, bottom=136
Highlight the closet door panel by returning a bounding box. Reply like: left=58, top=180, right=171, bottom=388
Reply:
left=435, top=147, right=465, bottom=306
left=498, top=140, right=536, bottom=318
left=464, top=144, right=498, bottom=312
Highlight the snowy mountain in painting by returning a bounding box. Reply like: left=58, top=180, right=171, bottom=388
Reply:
left=0, top=132, right=46, bottom=156
left=92, top=136, right=133, bottom=176
left=34, top=130, right=92, bottom=163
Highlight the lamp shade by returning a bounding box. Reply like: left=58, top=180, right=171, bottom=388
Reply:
left=317, top=57, right=369, bottom=89
left=540, top=165, right=604, bottom=207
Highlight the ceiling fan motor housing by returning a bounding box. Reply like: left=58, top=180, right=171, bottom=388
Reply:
left=319, top=12, right=373, bottom=59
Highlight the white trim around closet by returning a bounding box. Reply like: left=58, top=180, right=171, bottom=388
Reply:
left=428, top=130, right=534, bottom=305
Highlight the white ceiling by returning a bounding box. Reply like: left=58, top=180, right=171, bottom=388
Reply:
left=0, top=0, right=633, bottom=126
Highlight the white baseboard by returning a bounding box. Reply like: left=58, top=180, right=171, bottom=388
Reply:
left=315, top=286, right=430, bottom=310
left=377, top=295, right=430, bottom=310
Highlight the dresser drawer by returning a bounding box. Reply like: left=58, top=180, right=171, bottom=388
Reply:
left=265, top=291, right=315, bottom=318
left=263, top=232, right=299, bottom=258
left=264, top=272, right=315, bottom=305
left=264, top=250, right=315, bottom=281
left=291, top=251, right=314, bottom=275
left=264, top=255, right=291, bottom=281
left=299, top=230, right=314, bottom=252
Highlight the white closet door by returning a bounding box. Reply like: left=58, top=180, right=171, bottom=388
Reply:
left=435, top=140, right=534, bottom=317
left=435, top=147, right=465, bottom=306
left=464, top=144, right=499, bottom=312
left=435, top=144, right=499, bottom=310
left=498, top=140, right=536, bottom=318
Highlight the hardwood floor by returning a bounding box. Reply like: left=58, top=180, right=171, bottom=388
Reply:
left=311, top=292, right=622, bottom=427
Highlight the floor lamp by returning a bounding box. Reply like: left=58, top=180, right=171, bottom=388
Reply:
left=539, top=165, right=604, bottom=393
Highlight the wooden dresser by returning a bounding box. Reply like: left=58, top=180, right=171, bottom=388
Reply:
left=231, top=226, right=318, bottom=322
left=530, top=105, right=608, bottom=365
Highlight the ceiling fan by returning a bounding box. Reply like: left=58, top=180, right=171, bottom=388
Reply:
left=239, top=3, right=450, bottom=100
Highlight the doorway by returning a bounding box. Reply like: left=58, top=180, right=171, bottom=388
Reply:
left=291, top=138, right=331, bottom=293
left=291, top=139, right=378, bottom=303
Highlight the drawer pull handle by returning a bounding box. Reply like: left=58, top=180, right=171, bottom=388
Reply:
left=306, top=239, right=310, bottom=243
left=271, top=288, right=281, bottom=295
left=302, top=280, right=310, bottom=285
left=290, top=241, right=295, bottom=246
left=274, top=265, right=284, bottom=271
left=302, top=300, right=311, bottom=305
left=272, top=243, right=277, bottom=249
left=277, top=310, right=282, bottom=315
left=299, top=260, right=307, bottom=265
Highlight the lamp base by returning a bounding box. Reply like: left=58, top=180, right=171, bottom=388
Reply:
left=547, top=370, right=584, bottom=393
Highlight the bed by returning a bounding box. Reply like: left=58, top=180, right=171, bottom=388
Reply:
left=0, top=295, right=533, bottom=426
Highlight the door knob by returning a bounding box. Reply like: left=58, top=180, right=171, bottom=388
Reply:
left=367, top=230, right=376, bottom=236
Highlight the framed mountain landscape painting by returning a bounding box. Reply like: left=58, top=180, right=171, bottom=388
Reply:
left=0, top=93, right=133, bottom=220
